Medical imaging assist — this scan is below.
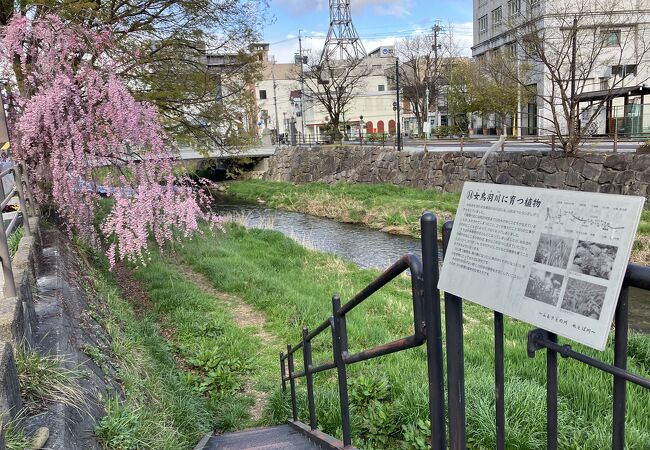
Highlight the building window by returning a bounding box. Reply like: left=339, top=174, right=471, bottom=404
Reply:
left=259, top=90, right=267, bottom=100
left=378, top=84, right=385, bottom=92
left=612, top=64, right=637, bottom=78
left=478, top=15, right=488, bottom=35
left=599, top=78, right=609, bottom=90
left=507, top=0, right=520, bottom=17
left=601, top=30, right=621, bottom=47
left=491, top=7, right=502, bottom=32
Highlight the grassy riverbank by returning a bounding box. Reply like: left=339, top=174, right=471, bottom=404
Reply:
left=93, top=224, right=648, bottom=449
left=226, top=179, right=650, bottom=263
left=226, top=180, right=460, bottom=236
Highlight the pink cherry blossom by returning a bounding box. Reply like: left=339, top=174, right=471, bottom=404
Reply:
left=1, top=14, right=222, bottom=267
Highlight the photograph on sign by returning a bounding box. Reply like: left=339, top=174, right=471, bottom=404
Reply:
left=438, top=182, right=645, bottom=350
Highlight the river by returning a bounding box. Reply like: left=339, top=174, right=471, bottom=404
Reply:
left=217, top=200, right=650, bottom=333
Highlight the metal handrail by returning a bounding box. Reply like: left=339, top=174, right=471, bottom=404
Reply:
left=280, top=215, right=445, bottom=448
left=279, top=213, right=650, bottom=450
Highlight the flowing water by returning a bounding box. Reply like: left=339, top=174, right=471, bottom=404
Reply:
left=217, top=200, right=650, bottom=333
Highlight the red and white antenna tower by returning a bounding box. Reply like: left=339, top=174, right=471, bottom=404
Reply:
left=320, top=0, right=366, bottom=62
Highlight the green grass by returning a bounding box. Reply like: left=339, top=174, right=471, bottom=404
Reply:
left=8, top=225, right=24, bottom=256
left=161, top=224, right=650, bottom=449
left=226, top=180, right=460, bottom=237
left=225, top=180, right=650, bottom=263
left=15, top=344, right=86, bottom=413
left=75, top=241, right=257, bottom=449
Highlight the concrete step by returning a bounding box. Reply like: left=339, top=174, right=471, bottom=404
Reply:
left=195, top=425, right=323, bottom=450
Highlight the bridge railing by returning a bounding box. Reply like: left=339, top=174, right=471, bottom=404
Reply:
left=280, top=212, right=650, bottom=450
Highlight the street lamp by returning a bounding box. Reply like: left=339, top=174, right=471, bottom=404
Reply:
left=359, top=115, right=364, bottom=146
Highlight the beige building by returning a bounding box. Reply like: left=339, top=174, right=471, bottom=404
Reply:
left=252, top=44, right=403, bottom=142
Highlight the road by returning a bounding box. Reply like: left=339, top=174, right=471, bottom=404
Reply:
left=346, top=139, right=643, bottom=153
left=175, top=139, right=644, bottom=161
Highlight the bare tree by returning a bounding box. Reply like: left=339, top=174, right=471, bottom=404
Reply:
left=499, top=0, right=650, bottom=152
left=302, top=56, right=370, bottom=141
left=395, top=26, right=458, bottom=135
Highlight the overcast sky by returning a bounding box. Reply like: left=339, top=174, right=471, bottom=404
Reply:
left=262, top=0, right=474, bottom=63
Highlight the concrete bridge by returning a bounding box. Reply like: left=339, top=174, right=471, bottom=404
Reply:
left=176, top=146, right=276, bottom=161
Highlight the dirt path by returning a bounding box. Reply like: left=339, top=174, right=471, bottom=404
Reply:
left=174, top=262, right=279, bottom=422
left=114, top=260, right=278, bottom=423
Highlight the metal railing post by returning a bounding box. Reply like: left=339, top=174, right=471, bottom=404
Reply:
left=17, top=163, right=37, bottom=216
left=420, top=212, right=446, bottom=450
left=287, top=344, right=298, bottom=422
left=12, top=168, right=30, bottom=237
left=280, top=352, right=287, bottom=392
left=303, top=327, right=318, bottom=430
left=494, top=312, right=506, bottom=450
left=331, top=295, right=352, bottom=447
left=442, top=220, right=466, bottom=450
left=546, top=332, right=558, bottom=450
left=0, top=179, right=16, bottom=298
left=612, top=286, right=629, bottom=449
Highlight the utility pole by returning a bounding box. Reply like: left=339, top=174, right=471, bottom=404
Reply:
left=272, top=59, right=280, bottom=144
left=570, top=16, right=578, bottom=139
left=396, top=58, right=402, bottom=151
left=299, top=30, right=306, bottom=144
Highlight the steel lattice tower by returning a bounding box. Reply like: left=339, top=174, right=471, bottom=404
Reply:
left=320, top=0, right=366, bottom=62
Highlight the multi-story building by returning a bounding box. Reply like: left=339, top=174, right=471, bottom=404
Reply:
left=472, top=0, right=650, bottom=137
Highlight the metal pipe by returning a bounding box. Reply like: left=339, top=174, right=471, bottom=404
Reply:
left=442, top=221, right=466, bottom=450
left=5, top=214, right=20, bottom=236
left=624, top=263, right=650, bottom=290
left=421, top=212, right=446, bottom=450
left=494, top=312, right=505, bottom=450
left=18, top=162, right=37, bottom=216
left=338, top=253, right=422, bottom=316
left=287, top=343, right=298, bottom=421
left=310, top=360, right=336, bottom=375
left=303, top=327, right=318, bottom=430
left=332, top=294, right=352, bottom=447
left=0, top=179, right=16, bottom=297
left=546, top=333, right=558, bottom=450
left=307, top=318, right=331, bottom=341
left=0, top=188, right=16, bottom=210
left=280, top=352, right=287, bottom=392
left=12, top=168, right=30, bottom=237
left=288, top=340, right=304, bottom=355
left=533, top=335, right=650, bottom=389
left=612, top=286, right=629, bottom=449
left=342, top=334, right=424, bottom=365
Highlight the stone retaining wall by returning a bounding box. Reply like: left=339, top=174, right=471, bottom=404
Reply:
left=261, top=146, right=650, bottom=199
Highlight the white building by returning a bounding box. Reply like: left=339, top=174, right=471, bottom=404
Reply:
left=472, top=0, right=650, bottom=137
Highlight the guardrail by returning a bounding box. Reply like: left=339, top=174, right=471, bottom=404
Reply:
left=280, top=212, right=650, bottom=450
left=0, top=162, right=33, bottom=297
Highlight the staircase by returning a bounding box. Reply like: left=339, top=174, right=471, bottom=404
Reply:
left=194, top=424, right=330, bottom=450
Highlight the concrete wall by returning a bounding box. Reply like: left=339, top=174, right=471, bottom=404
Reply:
left=261, top=146, right=650, bottom=200
left=0, top=217, right=40, bottom=436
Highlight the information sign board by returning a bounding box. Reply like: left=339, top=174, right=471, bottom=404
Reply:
left=438, top=182, right=645, bottom=350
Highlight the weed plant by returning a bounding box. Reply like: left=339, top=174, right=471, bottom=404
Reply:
left=15, top=344, right=86, bottom=413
